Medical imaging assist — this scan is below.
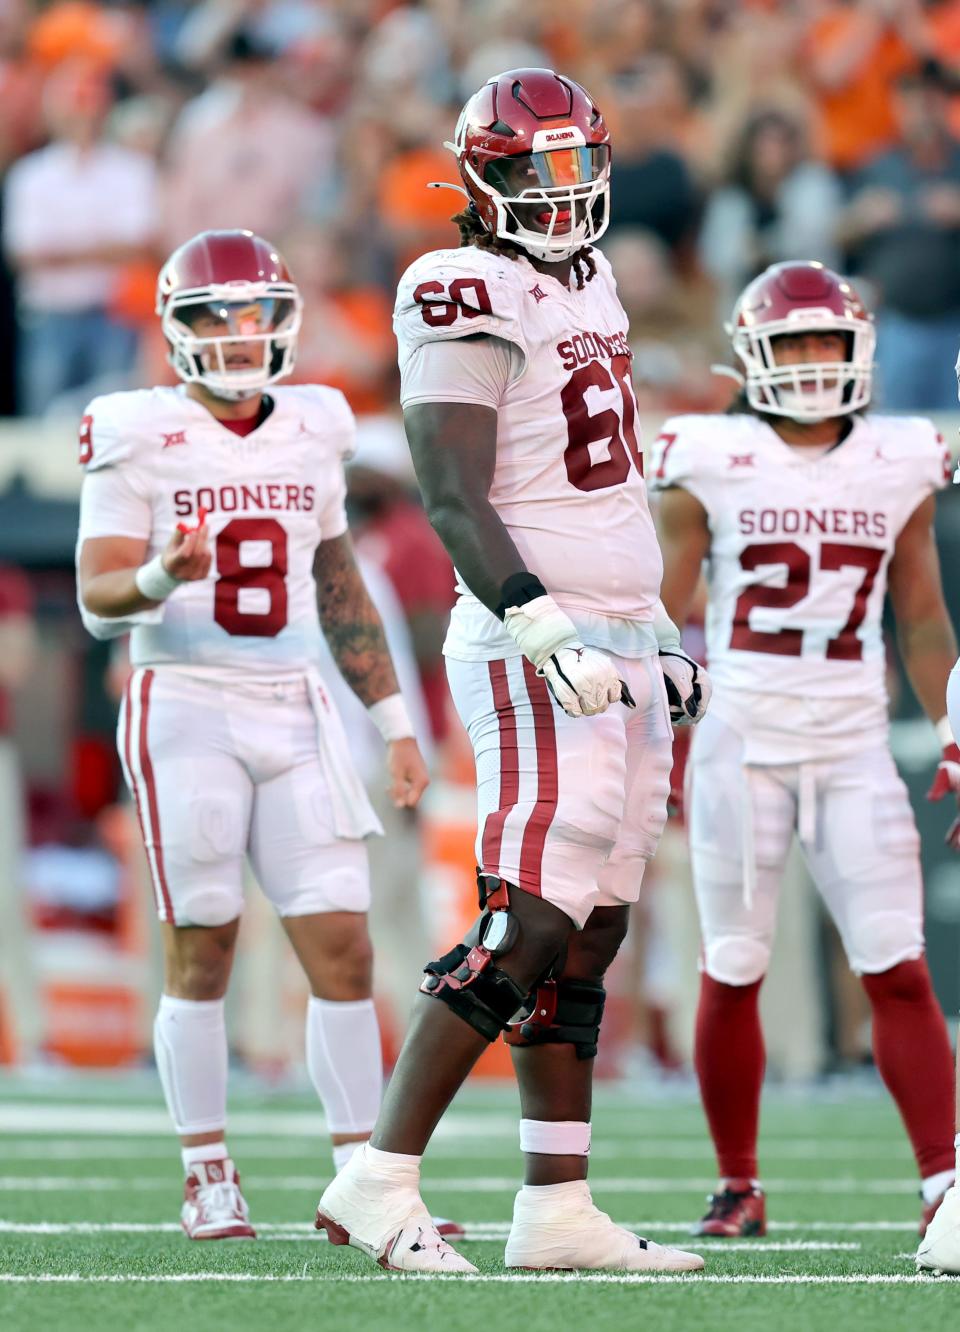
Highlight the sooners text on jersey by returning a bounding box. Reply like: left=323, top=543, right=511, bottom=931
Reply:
left=394, top=246, right=662, bottom=660
left=77, top=384, right=354, bottom=678
left=650, top=412, right=950, bottom=755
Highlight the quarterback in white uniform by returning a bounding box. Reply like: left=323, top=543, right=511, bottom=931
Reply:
left=75, top=229, right=431, bottom=1241
left=317, top=68, right=706, bottom=1276
left=651, top=260, right=958, bottom=1240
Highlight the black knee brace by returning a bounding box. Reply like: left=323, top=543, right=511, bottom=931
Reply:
left=504, top=979, right=606, bottom=1060
left=421, top=943, right=529, bottom=1042
left=419, top=873, right=528, bottom=1042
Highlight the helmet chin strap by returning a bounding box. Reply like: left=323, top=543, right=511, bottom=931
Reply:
left=203, top=381, right=263, bottom=404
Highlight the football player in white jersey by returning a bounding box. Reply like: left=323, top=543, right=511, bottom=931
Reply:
left=916, top=350, right=960, bottom=1275
left=75, top=229, right=433, bottom=1241
left=316, top=68, right=707, bottom=1275
left=650, top=260, right=958, bottom=1239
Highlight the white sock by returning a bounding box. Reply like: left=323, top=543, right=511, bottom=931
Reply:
left=519, top=1179, right=590, bottom=1205
left=332, top=1140, right=365, bottom=1173
left=306, top=996, right=383, bottom=1136
left=955, top=1131, right=960, bottom=1177
left=922, top=1167, right=955, bottom=1205
left=181, top=1140, right=228, bottom=1174
left=364, top=1142, right=422, bottom=1179
left=153, top=995, right=227, bottom=1136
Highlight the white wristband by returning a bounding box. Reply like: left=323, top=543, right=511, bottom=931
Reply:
left=134, top=554, right=180, bottom=602
left=368, top=693, right=415, bottom=742
left=936, top=716, right=955, bottom=748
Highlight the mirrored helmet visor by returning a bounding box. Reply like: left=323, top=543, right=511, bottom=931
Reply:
left=177, top=297, right=295, bottom=336
left=483, top=144, right=610, bottom=196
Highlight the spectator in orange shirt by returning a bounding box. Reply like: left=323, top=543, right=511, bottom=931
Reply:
left=375, top=113, right=461, bottom=281
left=804, top=0, right=927, bottom=173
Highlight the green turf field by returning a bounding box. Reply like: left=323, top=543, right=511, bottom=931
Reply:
left=0, top=1070, right=956, bottom=1331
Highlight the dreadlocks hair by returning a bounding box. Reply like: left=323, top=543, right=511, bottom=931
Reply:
left=451, top=204, right=598, bottom=290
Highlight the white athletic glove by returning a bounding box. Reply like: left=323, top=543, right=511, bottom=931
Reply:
left=653, top=600, right=712, bottom=726
left=503, top=594, right=631, bottom=719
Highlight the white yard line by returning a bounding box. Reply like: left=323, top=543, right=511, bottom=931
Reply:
left=0, top=1272, right=945, bottom=1286
left=0, top=1139, right=911, bottom=1161
left=0, top=1175, right=924, bottom=1194
left=0, top=1102, right=903, bottom=1141
left=0, top=1106, right=517, bottom=1139
left=0, top=1221, right=861, bottom=1251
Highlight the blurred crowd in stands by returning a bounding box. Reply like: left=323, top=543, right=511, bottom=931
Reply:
left=1, top=0, right=960, bottom=421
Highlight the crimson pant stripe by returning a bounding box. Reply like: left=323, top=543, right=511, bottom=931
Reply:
left=517, top=657, right=558, bottom=896
left=123, top=674, right=164, bottom=918
left=481, top=659, right=519, bottom=875
left=137, top=669, right=173, bottom=920
left=121, top=674, right=157, bottom=908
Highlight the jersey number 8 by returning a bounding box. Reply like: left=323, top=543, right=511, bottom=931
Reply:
left=214, top=517, right=288, bottom=637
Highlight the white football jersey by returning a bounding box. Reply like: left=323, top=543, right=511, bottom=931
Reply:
left=394, top=245, right=661, bottom=661
left=76, top=384, right=354, bottom=678
left=650, top=412, right=951, bottom=759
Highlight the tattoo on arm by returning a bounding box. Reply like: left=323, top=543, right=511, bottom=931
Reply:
left=314, top=533, right=399, bottom=707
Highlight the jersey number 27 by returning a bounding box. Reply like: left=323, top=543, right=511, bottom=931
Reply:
left=732, top=541, right=884, bottom=661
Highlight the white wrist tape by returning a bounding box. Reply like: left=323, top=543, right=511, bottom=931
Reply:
left=652, top=598, right=682, bottom=651
left=519, top=1118, right=591, bottom=1157
left=503, top=594, right=579, bottom=668
left=134, top=554, right=180, bottom=602
left=368, top=693, right=415, bottom=742
left=936, top=716, right=955, bottom=748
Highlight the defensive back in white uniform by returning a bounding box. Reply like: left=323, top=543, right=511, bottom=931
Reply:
left=652, top=259, right=958, bottom=1244
left=78, top=382, right=355, bottom=674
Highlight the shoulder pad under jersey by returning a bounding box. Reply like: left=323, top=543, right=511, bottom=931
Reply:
left=648, top=414, right=744, bottom=493
left=272, top=383, right=357, bottom=460
left=77, top=389, right=171, bottom=472
left=867, top=414, right=952, bottom=493
left=394, top=246, right=529, bottom=362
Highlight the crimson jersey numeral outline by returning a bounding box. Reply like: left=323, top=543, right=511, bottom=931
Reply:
left=413, top=277, right=493, bottom=327
left=561, top=354, right=644, bottom=492
left=79, top=414, right=94, bottom=466
left=652, top=431, right=677, bottom=481
left=214, top=517, right=288, bottom=637
left=731, top=540, right=885, bottom=660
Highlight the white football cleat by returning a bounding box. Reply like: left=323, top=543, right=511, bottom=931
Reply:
left=316, top=1146, right=477, bottom=1273
left=505, top=1181, right=704, bottom=1272
left=917, top=1183, right=960, bottom=1274
left=181, top=1158, right=256, bottom=1240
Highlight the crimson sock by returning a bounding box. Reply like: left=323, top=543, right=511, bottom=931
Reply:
left=860, top=959, right=955, bottom=1178
left=694, top=974, right=765, bottom=1181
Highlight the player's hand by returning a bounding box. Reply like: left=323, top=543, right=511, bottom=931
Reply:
left=386, top=737, right=430, bottom=809
left=539, top=645, right=624, bottom=718
left=926, top=742, right=960, bottom=801
left=926, top=742, right=960, bottom=850
left=162, top=519, right=211, bottom=583
left=660, top=650, right=711, bottom=725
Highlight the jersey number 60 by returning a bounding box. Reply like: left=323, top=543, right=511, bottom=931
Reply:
left=562, top=355, right=644, bottom=491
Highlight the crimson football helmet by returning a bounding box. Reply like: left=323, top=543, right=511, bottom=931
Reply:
left=729, top=261, right=875, bottom=421
left=156, top=230, right=303, bottom=400
left=447, top=67, right=611, bottom=262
